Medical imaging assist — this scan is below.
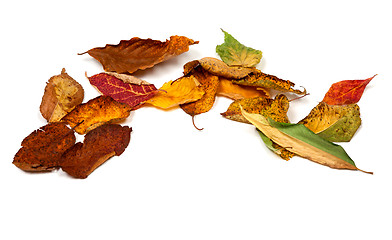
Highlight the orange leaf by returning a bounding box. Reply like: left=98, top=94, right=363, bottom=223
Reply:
left=322, top=75, right=375, bottom=105
left=79, top=36, right=198, bottom=74
left=61, top=96, right=132, bottom=134
left=217, top=78, right=269, bottom=100
left=88, top=72, right=157, bottom=109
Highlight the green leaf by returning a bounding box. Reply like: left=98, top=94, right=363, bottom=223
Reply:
left=216, top=29, right=263, bottom=67
left=241, top=108, right=372, bottom=174
left=257, top=129, right=295, bottom=161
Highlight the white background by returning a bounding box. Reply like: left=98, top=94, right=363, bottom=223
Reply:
left=1, top=0, right=391, bottom=239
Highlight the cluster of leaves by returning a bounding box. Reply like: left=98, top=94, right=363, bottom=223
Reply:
left=13, top=31, right=374, bottom=178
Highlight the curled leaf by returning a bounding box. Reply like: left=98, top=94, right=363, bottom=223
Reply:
left=13, top=123, right=76, bottom=172
left=241, top=109, right=371, bottom=174
left=40, top=68, right=84, bottom=122
left=61, top=96, right=132, bottom=134
left=298, top=102, right=361, bottom=142
left=234, top=69, right=306, bottom=95
left=217, top=78, right=269, bottom=100
left=146, top=75, right=205, bottom=109
left=322, top=75, right=375, bottom=105
left=60, top=124, right=131, bottom=179
left=216, top=29, right=263, bottom=67
left=79, top=35, right=198, bottom=74
left=257, top=129, right=295, bottom=161
left=221, top=94, right=289, bottom=124
left=88, top=72, right=157, bottom=109
left=180, top=65, right=220, bottom=116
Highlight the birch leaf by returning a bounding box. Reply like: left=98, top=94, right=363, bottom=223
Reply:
left=241, top=108, right=372, bottom=174
left=216, top=29, right=263, bottom=67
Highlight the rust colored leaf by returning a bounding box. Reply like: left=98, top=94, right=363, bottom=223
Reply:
left=40, top=68, right=84, bottom=122
left=221, top=94, right=290, bottom=124
left=61, top=96, right=132, bottom=134
left=217, top=78, right=270, bottom=100
left=13, top=123, right=76, bottom=172
left=146, top=75, right=205, bottom=109
left=60, top=124, right=131, bottom=179
left=322, top=75, right=375, bottom=105
left=180, top=65, right=220, bottom=116
left=88, top=72, right=157, bottom=108
left=234, top=69, right=306, bottom=95
left=79, top=36, right=198, bottom=74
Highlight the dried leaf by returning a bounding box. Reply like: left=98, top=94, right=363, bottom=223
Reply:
left=79, top=35, right=198, bottom=74
left=60, top=124, right=131, bottom=179
left=88, top=72, right=157, bottom=108
left=216, top=29, right=263, bottom=67
left=61, top=96, right=132, bottom=134
left=146, top=75, right=205, bottom=109
left=217, top=78, right=269, bottom=100
left=198, top=57, right=255, bottom=79
left=298, top=102, right=361, bottom=142
left=241, top=109, right=372, bottom=174
left=13, top=122, right=76, bottom=172
left=40, top=68, right=84, bottom=122
left=234, top=69, right=306, bottom=95
left=221, top=94, right=289, bottom=124
left=180, top=65, right=220, bottom=116
left=322, top=75, right=375, bottom=105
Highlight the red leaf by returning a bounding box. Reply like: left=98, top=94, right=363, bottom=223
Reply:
left=88, top=73, right=158, bottom=108
left=322, top=75, right=376, bottom=105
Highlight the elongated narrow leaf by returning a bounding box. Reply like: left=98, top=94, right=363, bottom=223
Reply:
left=241, top=108, right=371, bottom=173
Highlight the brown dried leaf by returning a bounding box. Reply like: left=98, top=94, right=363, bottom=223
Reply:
left=40, top=68, right=84, bottom=122
left=198, top=57, right=255, bottom=79
left=13, top=122, right=76, bottom=172
left=79, top=36, right=198, bottom=74
left=60, top=124, right=131, bottom=179
left=61, top=96, right=132, bottom=134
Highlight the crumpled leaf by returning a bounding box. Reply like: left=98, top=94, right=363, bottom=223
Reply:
left=88, top=72, right=157, bottom=109
left=298, top=102, right=361, bottom=142
left=217, top=78, right=269, bottom=100
left=146, top=75, right=205, bottom=109
left=322, top=75, right=375, bottom=105
left=221, top=94, right=289, bottom=124
left=40, top=68, right=84, bottom=122
left=61, top=96, right=132, bottom=134
left=180, top=64, right=220, bottom=116
left=257, top=129, right=295, bottom=161
left=60, top=124, right=131, bottom=179
left=13, top=122, right=76, bottom=172
left=79, top=35, right=198, bottom=74
left=216, top=29, right=263, bottom=67
left=234, top=69, right=306, bottom=95
left=241, top=109, right=372, bottom=174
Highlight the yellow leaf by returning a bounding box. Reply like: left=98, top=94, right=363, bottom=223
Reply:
left=146, top=76, right=205, bottom=109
